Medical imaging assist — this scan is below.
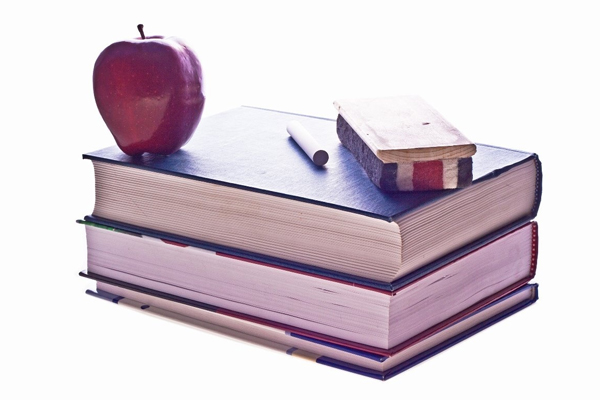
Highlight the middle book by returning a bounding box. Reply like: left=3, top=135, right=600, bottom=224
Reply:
left=80, top=219, right=538, bottom=351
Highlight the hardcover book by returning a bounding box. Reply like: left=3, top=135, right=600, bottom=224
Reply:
left=86, top=281, right=539, bottom=380
left=83, top=106, right=542, bottom=283
left=80, top=220, right=538, bottom=349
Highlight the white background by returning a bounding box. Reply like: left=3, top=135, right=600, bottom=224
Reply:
left=2, top=1, right=598, bottom=398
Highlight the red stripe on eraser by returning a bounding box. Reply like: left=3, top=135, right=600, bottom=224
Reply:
left=413, top=160, right=444, bottom=190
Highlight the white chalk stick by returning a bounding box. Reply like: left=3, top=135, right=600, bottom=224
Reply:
left=286, top=120, right=329, bottom=166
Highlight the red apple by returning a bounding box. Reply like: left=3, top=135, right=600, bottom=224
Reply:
left=93, top=25, right=205, bottom=156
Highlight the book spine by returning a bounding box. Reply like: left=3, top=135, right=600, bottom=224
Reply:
left=531, top=155, right=543, bottom=219
left=530, top=221, right=539, bottom=279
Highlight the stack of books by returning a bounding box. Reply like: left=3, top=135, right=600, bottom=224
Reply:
left=79, top=106, right=542, bottom=380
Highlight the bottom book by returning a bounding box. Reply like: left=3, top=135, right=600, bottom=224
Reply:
left=86, top=281, right=539, bottom=380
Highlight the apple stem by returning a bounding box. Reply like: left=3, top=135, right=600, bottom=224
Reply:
left=137, top=24, right=146, bottom=39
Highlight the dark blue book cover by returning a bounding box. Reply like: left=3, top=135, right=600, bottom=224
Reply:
left=83, top=106, right=542, bottom=221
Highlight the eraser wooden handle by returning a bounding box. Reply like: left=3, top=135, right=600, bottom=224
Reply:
left=287, top=120, right=329, bottom=166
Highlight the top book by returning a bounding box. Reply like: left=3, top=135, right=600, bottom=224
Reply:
left=83, top=106, right=542, bottom=283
